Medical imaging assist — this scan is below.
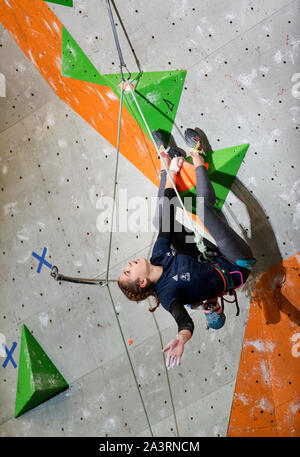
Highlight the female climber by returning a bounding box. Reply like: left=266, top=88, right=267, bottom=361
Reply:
left=117, top=128, right=257, bottom=370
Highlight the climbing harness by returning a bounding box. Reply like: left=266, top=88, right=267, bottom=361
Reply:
left=195, top=246, right=243, bottom=317
left=204, top=257, right=242, bottom=317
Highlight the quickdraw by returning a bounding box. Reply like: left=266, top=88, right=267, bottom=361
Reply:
left=220, top=289, right=240, bottom=317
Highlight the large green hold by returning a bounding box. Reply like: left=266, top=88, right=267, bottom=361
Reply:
left=61, top=26, right=186, bottom=143
left=179, top=143, right=249, bottom=214
left=60, top=27, right=250, bottom=214
left=15, top=325, right=69, bottom=418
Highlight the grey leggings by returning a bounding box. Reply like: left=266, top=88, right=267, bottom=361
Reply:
left=153, top=166, right=254, bottom=265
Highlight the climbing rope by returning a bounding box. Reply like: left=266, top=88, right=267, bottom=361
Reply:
left=124, top=84, right=207, bottom=255
left=103, top=0, right=211, bottom=438
left=103, top=77, right=154, bottom=437
left=105, top=78, right=124, bottom=285
left=105, top=0, right=131, bottom=82
left=104, top=1, right=155, bottom=436
left=105, top=0, right=207, bottom=256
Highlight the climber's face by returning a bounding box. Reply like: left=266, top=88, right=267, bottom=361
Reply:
left=118, top=258, right=150, bottom=287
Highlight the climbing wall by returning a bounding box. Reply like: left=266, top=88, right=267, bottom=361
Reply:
left=0, top=0, right=299, bottom=437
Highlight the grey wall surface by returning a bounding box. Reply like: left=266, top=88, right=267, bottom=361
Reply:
left=0, top=0, right=299, bottom=437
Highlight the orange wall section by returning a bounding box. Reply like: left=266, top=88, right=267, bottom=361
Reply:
left=0, top=0, right=161, bottom=187
left=0, top=0, right=210, bottom=233
left=227, top=252, right=300, bottom=437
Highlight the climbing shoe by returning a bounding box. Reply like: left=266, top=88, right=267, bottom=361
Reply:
left=203, top=300, right=226, bottom=330
left=236, top=258, right=258, bottom=271
left=152, top=130, right=183, bottom=160
left=184, top=128, right=206, bottom=157
left=167, top=147, right=183, bottom=159
left=152, top=130, right=168, bottom=155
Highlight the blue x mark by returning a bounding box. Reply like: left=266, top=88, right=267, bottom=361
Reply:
left=32, top=247, right=52, bottom=273
left=2, top=342, right=17, bottom=368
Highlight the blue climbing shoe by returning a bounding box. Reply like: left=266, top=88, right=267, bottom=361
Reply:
left=203, top=300, right=226, bottom=330
left=236, top=258, right=258, bottom=271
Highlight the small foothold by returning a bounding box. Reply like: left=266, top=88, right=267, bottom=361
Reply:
left=128, top=339, right=133, bottom=345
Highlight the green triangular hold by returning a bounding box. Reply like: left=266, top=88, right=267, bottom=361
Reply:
left=60, top=26, right=248, bottom=210
left=103, top=71, right=186, bottom=143
left=14, top=325, right=69, bottom=418
left=43, top=0, right=73, bottom=7
left=61, top=26, right=186, bottom=142
left=61, top=27, right=107, bottom=85
left=179, top=143, right=249, bottom=214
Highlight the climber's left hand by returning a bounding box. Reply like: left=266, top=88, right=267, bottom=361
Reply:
left=162, top=338, right=184, bottom=370
left=169, top=156, right=184, bottom=174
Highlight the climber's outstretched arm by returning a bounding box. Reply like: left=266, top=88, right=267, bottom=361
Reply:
left=162, top=300, right=194, bottom=370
